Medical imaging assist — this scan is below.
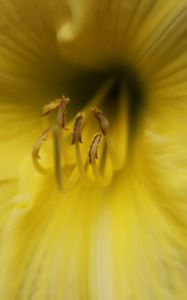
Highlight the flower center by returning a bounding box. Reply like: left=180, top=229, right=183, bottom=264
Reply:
left=32, top=93, right=121, bottom=191
left=32, top=66, right=144, bottom=191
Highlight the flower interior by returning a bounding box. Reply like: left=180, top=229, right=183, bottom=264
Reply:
left=32, top=65, right=145, bottom=191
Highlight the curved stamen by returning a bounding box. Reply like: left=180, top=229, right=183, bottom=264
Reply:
left=88, top=133, right=109, bottom=186
left=56, top=96, right=70, bottom=162
left=33, top=93, right=122, bottom=190
left=32, top=156, right=51, bottom=175
left=57, top=96, right=70, bottom=130
left=91, top=160, right=107, bottom=185
left=72, top=112, right=84, bottom=145
left=92, top=107, right=120, bottom=169
left=42, top=114, right=50, bottom=129
left=32, top=127, right=51, bottom=175
left=42, top=99, right=63, bottom=117
left=91, top=107, right=110, bottom=136
left=72, top=113, right=89, bottom=184
left=88, top=133, right=102, bottom=163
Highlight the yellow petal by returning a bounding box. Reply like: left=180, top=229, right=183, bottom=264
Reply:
left=0, top=179, right=17, bottom=229
left=0, top=0, right=62, bottom=87
left=0, top=90, right=46, bottom=180
left=1, top=150, right=187, bottom=299
left=134, top=1, right=187, bottom=74
left=1, top=1, right=187, bottom=300
left=48, top=0, right=187, bottom=73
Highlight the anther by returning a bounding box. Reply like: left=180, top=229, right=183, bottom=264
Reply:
left=88, top=133, right=109, bottom=186
left=54, top=96, right=70, bottom=162
left=71, top=112, right=84, bottom=145
left=88, top=133, right=103, bottom=164
left=92, top=107, right=119, bottom=169
left=72, top=113, right=89, bottom=184
left=57, top=96, right=70, bottom=130
left=91, top=107, right=110, bottom=135
left=42, top=99, right=63, bottom=117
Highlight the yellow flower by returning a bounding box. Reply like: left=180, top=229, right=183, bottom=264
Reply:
left=0, top=0, right=187, bottom=299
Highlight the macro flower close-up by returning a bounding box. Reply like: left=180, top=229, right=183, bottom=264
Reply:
left=1, top=0, right=187, bottom=299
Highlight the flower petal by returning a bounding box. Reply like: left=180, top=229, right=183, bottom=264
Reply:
left=133, top=1, right=187, bottom=75
left=0, top=0, right=64, bottom=181
left=1, top=1, right=187, bottom=299
left=1, top=154, right=187, bottom=299
left=0, top=179, right=17, bottom=229
left=48, top=0, right=187, bottom=72
left=0, top=0, right=63, bottom=87
left=0, top=89, right=49, bottom=180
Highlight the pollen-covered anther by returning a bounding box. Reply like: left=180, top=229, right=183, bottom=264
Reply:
left=32, top=126, right=51, bottom=159
left=91, top=107, right=110, bottom=135
left=57, top=95, right=70, bottom=130
left=92, top=106, right=120, bottom=169
left=72, top=112, right=85, bottom=145
left=88, top=133, right=103, bottom=164
left=41, top=99, right=63, bottom=117
left=88, top=133, right=109, bottom=186
left=72, top=112, right=89, bottom=183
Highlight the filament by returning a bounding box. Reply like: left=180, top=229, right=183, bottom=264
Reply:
left=32, top=155, right=51, bottom=175
left=74, top=142, right=89, bottom=184
left=91, top=160, right=109, bottom=187
left=52, top=125, right=63, bottom=191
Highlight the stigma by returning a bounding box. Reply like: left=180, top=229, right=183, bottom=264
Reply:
left=32, top=96, right=117, bottom=190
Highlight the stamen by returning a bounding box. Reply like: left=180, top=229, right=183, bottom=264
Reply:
left=71, top=112, right=84, bottom=145
left=88, top=133, right=102, bottom=163
left=32, top=127, right=51, bottom=174
left=89, top=133, right=109, bottom=186
left=91, top=160, right=106, bottom=185
left=72, top=113, right=89, bottom=183
left=42, top=114, right=50, bottom=129
left=91, top=107, right=110, bottom=135
left=42, top=99, right=63, bottom=117
left=52, top=125, right=63, bottom=191
left=33, top=96, right=70, bottom=190
left=56, top=96, right=70, bottom=162
left=34, top=90, right=123, bottom=189
left=32, top=127, right=51, bottom=159
left=57, top=96, right=70, bottom=130
left=92, top=107, right=119, bottom=169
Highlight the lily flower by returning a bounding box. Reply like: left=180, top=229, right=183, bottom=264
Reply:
left=1, top=0, right=187, bottom=299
